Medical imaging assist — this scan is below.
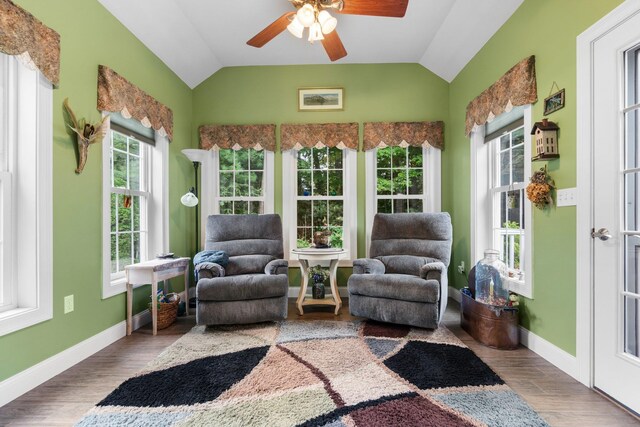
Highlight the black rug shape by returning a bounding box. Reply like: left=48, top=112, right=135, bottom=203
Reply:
left=384, top=341, right=504, bottom=389
left=98, top=346, right=269, bottom=407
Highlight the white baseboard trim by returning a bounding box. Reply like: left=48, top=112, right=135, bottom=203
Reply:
left=449, top=286, right=462, bottom=303
left=519, top=326, right=579, bottom=381
left=0, top=310, right=151, bottom=408
left=288, top=286, right=348, bottom=298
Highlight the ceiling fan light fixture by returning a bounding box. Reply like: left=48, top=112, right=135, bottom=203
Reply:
left=287, top=15, right=305, bottom=38
left=318, top=10, right=337, bottom=34
left=308, top=21, right=324, bottom=42
left=296, top=3, right=315, bottom=27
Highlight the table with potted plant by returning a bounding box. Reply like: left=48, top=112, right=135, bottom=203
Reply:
left=291, top=247, right=346, bottom=315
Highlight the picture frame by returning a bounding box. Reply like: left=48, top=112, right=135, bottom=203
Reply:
left=543, top=88, right=565, bottom=115
left=298, top=87, right=344, bottom=111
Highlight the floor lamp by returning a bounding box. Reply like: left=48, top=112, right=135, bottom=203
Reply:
left=181, top=149, right=208, bottom=307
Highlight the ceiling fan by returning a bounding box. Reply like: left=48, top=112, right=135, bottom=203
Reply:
left=247, top=0, right=409, bottom=62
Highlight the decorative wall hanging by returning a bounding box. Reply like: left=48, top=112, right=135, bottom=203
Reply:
left=199, top=124, right=276, bottom=151
left=526, top=165, right=555, bottom=210
left=298, top=88, right=344, bottom=111
left=543, top=82, right=565, bottom=116
left=363, top=121, right=444, bottom=151
left=465, top=56, right=538, bottom=136
left=280, top=122, right=358, bottom=151
left=97, top=65, right=173, bottom=140
left=531, top=118, right=559, bottom=161
left=0, top=0, right=60, bottom=86
left=63, top=98, right=109, bottom=174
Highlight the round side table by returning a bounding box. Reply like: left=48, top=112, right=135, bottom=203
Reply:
left=291, top=248, right=346, bottom=315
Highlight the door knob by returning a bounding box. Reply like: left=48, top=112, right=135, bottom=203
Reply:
left=592, top=228, right=612, bottom=241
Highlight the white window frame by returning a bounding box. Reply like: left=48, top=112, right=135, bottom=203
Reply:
left=0, top=54, right=53, bottom=337
left=365, top=146, right=441, bottom=256
left=282, top=148, right=357, bottom=266
left=102, top=119, right=169, bottom=299
left=471, top=105, right=533, bottom=298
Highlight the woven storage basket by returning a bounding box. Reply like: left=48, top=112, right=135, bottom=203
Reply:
left=149, top=293, right=180, bottom=330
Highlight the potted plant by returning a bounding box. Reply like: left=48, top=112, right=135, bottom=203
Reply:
left=309, top=265, right=329, bottom=299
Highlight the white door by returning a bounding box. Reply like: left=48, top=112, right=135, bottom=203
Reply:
left=593, top=7, right=640, bottom=414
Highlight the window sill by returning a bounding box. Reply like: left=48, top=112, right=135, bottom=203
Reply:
left=0, top=305, right=52, bottom=337
left=102, top=277, right=127, bottom=299
left=503, top=275, right=532, bottom=299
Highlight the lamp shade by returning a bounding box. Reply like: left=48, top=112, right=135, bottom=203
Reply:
left=181, top=149, right=208, bottom=163
left=297, top=4, right=315, bottom=27
left=308, top=22, right=324, bottom=42
left=180, top=191, right=199, bottom=207
left=318, top=10, right=337, bottom=34
left=287, top=15, right=304, bottom=38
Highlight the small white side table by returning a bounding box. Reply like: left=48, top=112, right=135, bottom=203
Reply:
left=125, top=257, right=190, bottom=336
left=291, top=248, right=346, bottom=315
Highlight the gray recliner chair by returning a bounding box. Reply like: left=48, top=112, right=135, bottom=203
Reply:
left=347, top=212, right=452, bottom=329
left=196, top=214, right=289, bottom=325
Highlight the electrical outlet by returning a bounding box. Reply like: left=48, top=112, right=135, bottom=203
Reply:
left=64, top=295, right=74, bottom=314
left=457, top=261, right=465, bottom=274
left=557, top=187, right=577, bottom=207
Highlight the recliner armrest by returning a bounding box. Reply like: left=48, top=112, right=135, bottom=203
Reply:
left=353, top=258, right=385, bottom=275
left=265, top=259, right=288, bottom=275
left=420, top=261, right=446, bottom=281
left=195, top=262, right=225, bottom=280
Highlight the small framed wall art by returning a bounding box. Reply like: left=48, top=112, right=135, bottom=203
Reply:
left=298, top=87, right=344, bottom=111
left=543, top=88, right=565, bottom=116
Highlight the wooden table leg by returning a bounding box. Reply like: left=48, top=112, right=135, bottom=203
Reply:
left=126, top=282, right=133, bottom=336
left=183, top=267, right=189, bottom=316
left=151, top=275, right=158, bottom=336
left=329, top=258, right=342, bottom=315
left=296, top=259, right=310, bottom=315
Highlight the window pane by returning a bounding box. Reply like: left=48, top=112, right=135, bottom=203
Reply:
left=312, top=148, right=328, bottom=170
left=377, top=148, right=392, bottom=168
left=118, top=233, right=132, bottom=270
left=377, top=169, right=392, bottom=195
left=625, top=235, right=640, bottom=294
left=133, top=232, right=141, bottom=264
left=626, top=110, right=640, bottom=170
left=408, top=169, right=423, bottom=195
left=112, top=150, right=127, bottom=188
left=298, top=200, right=312, bottom=228
left=219, top=201, right=233, bottom=214
left=393, top=199, right=408, bottom=213
left=313, top=170, right=328, bottom=196
left=220, top=150, right=235, bottom=171
left=328, top=200, right=343, bottom=227
left=250, top=149, right=264, bottom=170
left=111, top=193, right=117, bottom=233
left=500, top=150, right=510, bottom=186
left=250, top=171, right=263, bottom=197
left=500, top=134, right=510, bottom=150
left=329, top=148, right=343, bottom=169
left=129, top=155, right=140, bottom=191
left=391, top=147, right=407, bottom=168
left=500, top=192, right=507, bottom=227
left=249, top=201, right=263, bottom=214
left=118, top=197, right=131, bottom=232
left=129, top=139, right=140, bottom=156
left=408, top=146, right=423, bottom=168
left=219, top=172, right=234, bottom=197
left=328, top=170, right=343, bottom=196
left=512, top=145, right=524, bottom=183
left=512, top=128, right=524, bottom=147
left=329, top=226, right=343, bottom=248
left=234, top=201, right=248, bottom=214
left=112, top=132, right=127, bottom=151
left=297, top=228, right=312, bottom=248
left=111, top=234, right=118, bottom=273
left=392, top=170, right=407, bottom=195
left=298, top=148, right=312, bottom=170
left=624, top=296, right=639, bottom=357
left=298, top=171, right=311, bottom=196
left=236, top=172, right=249, bottom=197
left=377, top=199, right=392, bottom=213
left=313, top=201, right=328, bottom=227
left=133, top=196, right=141, bottom=231
left=236, top=149, right=249, bottom=170
left=507, top=191, right=521, bottom=226
left=408, top=199, right=423, bottom=213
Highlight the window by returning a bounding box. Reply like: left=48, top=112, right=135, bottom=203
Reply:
left=218, top=149, right=266, bottom=214
left=0, top=53, right=53, bottom=336
left=283, top=147, right=357, bottom=263
left=365, top=145, right=441, bottom=253
left=102, top=118, right=168, bottom=298
left=471, top=106, right=533, bottom=297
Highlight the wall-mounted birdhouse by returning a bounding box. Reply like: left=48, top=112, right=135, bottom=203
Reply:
left=531, top=118, right=559, bottom=161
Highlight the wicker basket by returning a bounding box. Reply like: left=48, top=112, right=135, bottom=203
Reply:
left=149, top=293, right=180, bottom=330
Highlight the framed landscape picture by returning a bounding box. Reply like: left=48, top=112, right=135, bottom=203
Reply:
left=543, top=88, right=565, bottom=115
left=298, top=88, right=344, bottom=111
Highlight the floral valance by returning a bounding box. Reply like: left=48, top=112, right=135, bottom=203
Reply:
left=363, top=121, right=444, bottom=151
left=199, top=124, right=276, bottom=152
left=97, top=65, right=173, bottom=140
left=0, top=0, right=60, bottom=86
left=280, top=123, right=359, bottom=151
left=465, top=55, right=537, bottom=136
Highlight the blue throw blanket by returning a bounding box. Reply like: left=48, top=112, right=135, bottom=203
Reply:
left=194, top=250, right=228, bottom=281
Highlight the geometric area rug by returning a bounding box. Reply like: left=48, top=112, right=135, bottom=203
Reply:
left=75, top=320, right=549, bottom=427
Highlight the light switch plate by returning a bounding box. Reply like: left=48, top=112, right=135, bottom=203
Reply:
left=64, top=295, right=74, bottom=314
left=557, top=187, right=577, bottom=207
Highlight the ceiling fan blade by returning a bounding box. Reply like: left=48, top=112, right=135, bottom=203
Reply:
left=322, top=31, right=347, bottom=62
left=247, top=12, right=295, bottom=48
left=336, top=0, right=409, bottom=17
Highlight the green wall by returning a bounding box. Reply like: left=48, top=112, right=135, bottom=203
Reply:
left=444, top=0, right=624, bottom=355
left=0, top=0, right=193, bottom=382
left=192, top=64, right=450, bottom=285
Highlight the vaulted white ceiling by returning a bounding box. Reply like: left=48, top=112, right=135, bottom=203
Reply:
left=98, top=0, right=523, bottom=89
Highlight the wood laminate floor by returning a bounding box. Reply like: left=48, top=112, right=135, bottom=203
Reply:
left=0, top=299, right=638, bottom=426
